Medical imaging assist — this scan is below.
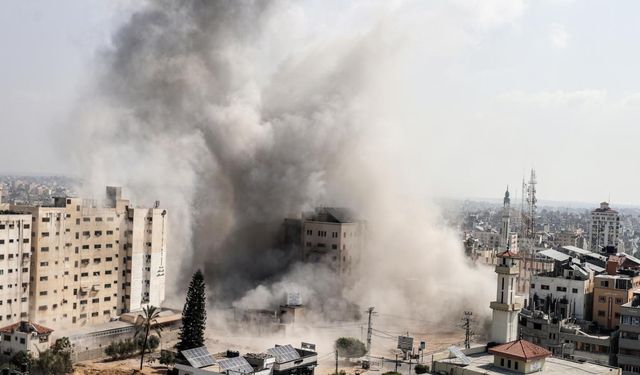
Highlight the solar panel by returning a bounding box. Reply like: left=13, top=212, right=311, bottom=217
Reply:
left=182, top=346, right=216, bottom=368
left=218, top=356, right=254, bottom=374
left=448, top=346, right=471, bottom=365
left=267, top=345, right=301, bottom=363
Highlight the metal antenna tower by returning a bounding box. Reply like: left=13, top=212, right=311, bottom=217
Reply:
left=526, top=169, right=537, bottom=240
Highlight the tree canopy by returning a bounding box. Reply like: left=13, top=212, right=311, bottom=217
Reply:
left=177, top=269, right=207, bottom=352
left=335, top=337, right=367, bottom=359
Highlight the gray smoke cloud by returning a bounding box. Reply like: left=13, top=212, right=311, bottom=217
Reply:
left=67, top=0, right=497, bottom=325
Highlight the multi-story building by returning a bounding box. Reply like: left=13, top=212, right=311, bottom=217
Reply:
left=519, top=311, right=614, bottom=365
left=10, top=186, right=167, bottom=329
left=589, top=202, right=620, bottom=253
left=593, top=272, right=640, bottom=330
left=301, top=208, right=364, bottom=275
left=529, top=260, right=595, bottom=320
left=0, top=211, right=32, bottom=324
left=619, top=291, right=640, bottom=374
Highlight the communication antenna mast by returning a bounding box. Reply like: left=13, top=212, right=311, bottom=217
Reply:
left=526, top=169, right=537, bottom=240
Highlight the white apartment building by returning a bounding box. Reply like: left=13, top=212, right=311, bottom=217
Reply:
left=10, top=186, right=167, bottom=329
left=529, top=264, right=594, bottom=320
left=0, top=212, right=32, bottom=324
left=589, top=202, right=620, bottom=253
left=301, top=208, right=364, bottom=275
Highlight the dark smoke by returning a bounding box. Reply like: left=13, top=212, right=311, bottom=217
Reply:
left=68, top=0, right=496, bottom=323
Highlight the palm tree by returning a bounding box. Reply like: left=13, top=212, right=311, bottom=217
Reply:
left=135, top=305, right=163, bottom=370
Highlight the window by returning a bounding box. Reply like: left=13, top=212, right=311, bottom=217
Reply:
left=39, top=291, right=47, bottom=296
left=598, top=296, right=606, bottom=303
left=40, top=247, right=49, bottom=252
left=615, top=298, right=624, bottom=304
left=530, top=284, right=535, bottom=289
left=515, top=362, right=519, bottom=370
left=92, top=298, right=99, bottom=303
left=541, top=285, right=549, bottom=290
left=572, top=288, right=578, bottom=293
left=507, top=360, right=511, bottom=368
left=42, top=217, right=50, bottom=223
left=598, top=310, right=606, bottom=317
left=41, top=232, right=49, bottom=237
left=601, top=281, right=609, bottom=287
left=500, top=358, right=504, bottom=366
left=556, top=286, right=567, bottom=292
left=305, top=229, right=312, bottom=235
left=96, top=217, right=103, bottom=222
left=40, top=262, right=48, bottom=267
left=83, top=217, right=90, bottom=222
left=39, top=277, right=48, bottom=282
left=23, top=224, right=29, bottom=229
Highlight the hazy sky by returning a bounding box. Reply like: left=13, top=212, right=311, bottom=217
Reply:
left=2, top=0, right=640, bottom=204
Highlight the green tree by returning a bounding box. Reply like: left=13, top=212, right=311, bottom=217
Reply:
left=177, top=269, right=207, bottom=352
left=31, top=339, right=73, bottom=375
left=135, top=305, right=163, bottom=370
left=335, top=337, right=367, bottom=359
left=414, top=364, right=429, bottom=374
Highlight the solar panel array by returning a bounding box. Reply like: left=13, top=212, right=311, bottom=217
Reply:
left=448, top=346, right=471, bottom=365
left=217, top=356, right=255, bottom=374
left=267, top=345, right=301, bottom=363
left=182, top=346, right=216, bottom=369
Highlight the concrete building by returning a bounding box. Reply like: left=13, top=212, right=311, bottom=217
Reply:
left=301, top=207, right=364, bottom=276
left=519, top=310, right=614, bottom=365
left=0, top=321, right=53, bottom=357
left=0, top=211, right=32, bottom=325
left=529, top=260, right=595, bottom=320
left=589, top=202, right=620, bottom=253
left=593, top=272, right=640, bottom=330
left=490, top=250, right=523, bottom=344
left=618, top=291, right=640, bottom=374
left=10, top=187, right=167, bottom=329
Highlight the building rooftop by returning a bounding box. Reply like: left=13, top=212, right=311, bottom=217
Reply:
left=0, top=321, right=53, bottom=336
left=305, top=207, right=358, bottom=223
left=489, top=340, right=551, bottom=361
left=439, top=350, right=619, bottom=375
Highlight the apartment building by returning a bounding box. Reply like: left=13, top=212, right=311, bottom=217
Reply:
left=589, top=202, right=620, bottom=253
left=619, top=291, right=640, bottom=374
left=10, top=186, right=167, bottom=329
left=301, top=208, right=364, bottom=275
left=592, top=272, right=640, bottom=330
left=0, top=211, right=32, bottom=324
left=529, top=261, right=595, bottom=320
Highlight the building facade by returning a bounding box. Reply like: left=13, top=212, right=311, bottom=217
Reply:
left=301, top=208, right=364, bottom=276
left=490, top=251, right=523, bottom=344
left=529, top=263, right=595, bottom=320
left=0, top=212, right=32, bottom=325
left=592, top=273, right=640, bottom=330
left=619, top=292, right=640, bottom=374
left=10, top=187, right=167, bottom=329
left=589, top=202, right=620, bottom=253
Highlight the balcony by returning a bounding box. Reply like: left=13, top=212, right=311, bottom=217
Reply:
left=618, top=354, right=640, bottom=367
left=495, top=265, right=519, bottom=275
left=620, top=338, right=640, bottom=351
left=490, top=301, right=522, bottom=311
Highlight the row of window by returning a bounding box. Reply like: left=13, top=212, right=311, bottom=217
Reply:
left=0, top=238, right=29, bottom=244
left=0, top=224, right=29, bottom=230
left=597, top=296, right=624, bottom=304
left=0, top=268, right=29, bottom=275
left=531, top=284, right=579, bottom=293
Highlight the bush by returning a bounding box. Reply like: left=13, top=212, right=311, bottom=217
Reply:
left=335, top=337, right=367, bottom=359
left=147, top=335, right=160, bottom=351
left=331, top=371, right=346, bottom=375
left=383, top=372, right=401, bottom=375
left=105, top=339, right=138, bottom=360
left=159, top=350, right=176, bottom=366
left=414, top=364, right=429, bottom=374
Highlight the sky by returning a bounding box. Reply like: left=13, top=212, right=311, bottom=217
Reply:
left=2, top=0, right=640, bottom=205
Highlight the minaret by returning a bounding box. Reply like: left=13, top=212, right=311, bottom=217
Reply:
left=489, top=250, right=522, bottom=343
left=500, top=186, right=511, bottom=249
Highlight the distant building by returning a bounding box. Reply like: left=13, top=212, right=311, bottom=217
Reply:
left=10, top=186, right=167, bottom=329
left=0, top=212, right=32, bottom=325
left=618, top=291, right=640, bottom=374
left=0, top=321, right=53, bottom=357
left=301, top=208, right=364, bottom=276
left=589, top=202, right=620, bottom=253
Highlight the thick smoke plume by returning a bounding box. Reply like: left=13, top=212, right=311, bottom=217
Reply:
left=67, top=0, right=495, bottom=325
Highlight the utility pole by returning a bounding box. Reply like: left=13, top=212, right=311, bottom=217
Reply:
left=394, top=354, right=399, bottom=373
left=366, top=307, right=376, bottom=360
left=463, top=311, right=473, bottom=349
left=335, top=350, right=338, bottom=375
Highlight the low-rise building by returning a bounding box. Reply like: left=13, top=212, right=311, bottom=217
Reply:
left=0, top=321, right=53, bottom=357
left=431, top=341, right=620, bottom=375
